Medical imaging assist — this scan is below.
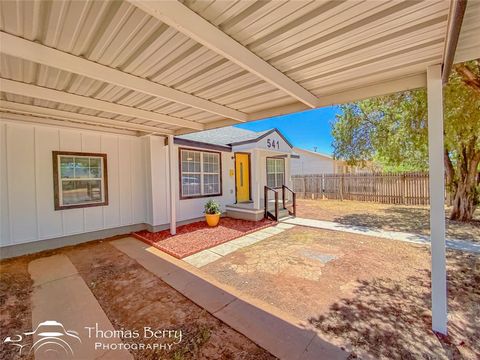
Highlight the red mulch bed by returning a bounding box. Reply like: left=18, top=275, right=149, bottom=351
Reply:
left=132, top=217, right=275, bottom=259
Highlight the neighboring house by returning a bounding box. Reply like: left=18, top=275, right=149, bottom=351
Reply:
left=291, top=147, right=377, bottom=175
left=0, top=121, right=295, bottom=257
left=291, top=147, right=335, bottom=175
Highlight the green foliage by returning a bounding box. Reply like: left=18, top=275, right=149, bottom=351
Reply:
left=204, top=199, right=221, bottom=215
left=332, top=61, right=480, bottom=174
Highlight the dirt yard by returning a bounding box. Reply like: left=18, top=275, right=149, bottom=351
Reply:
left=0, top=257, right=33, bottom=360
left=202, top=226, right=480, bottom=359
left=0, top=240, right=274, bottom=360
left=296, top=199, right=480, bottom=243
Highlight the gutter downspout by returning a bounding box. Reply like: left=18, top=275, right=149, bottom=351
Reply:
left=442, top=0, right=468, bottom=83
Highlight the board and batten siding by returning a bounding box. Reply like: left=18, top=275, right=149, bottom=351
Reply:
left=0, top=120, right=148, bottom=247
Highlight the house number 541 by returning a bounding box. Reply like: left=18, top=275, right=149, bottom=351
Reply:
left=266, top=139, right=280, bottom=149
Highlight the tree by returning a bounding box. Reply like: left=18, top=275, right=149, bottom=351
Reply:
left=332, top=60, right=480, bottom=221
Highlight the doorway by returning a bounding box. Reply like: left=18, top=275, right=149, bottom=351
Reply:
left=235, top=153, right=251, bottom=202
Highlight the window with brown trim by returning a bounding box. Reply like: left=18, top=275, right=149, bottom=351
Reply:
left=180, top=148, right=222, bottom=199
left=266, top=158, right=285, bottom=188
left=53, top=151, right=108, bottom=210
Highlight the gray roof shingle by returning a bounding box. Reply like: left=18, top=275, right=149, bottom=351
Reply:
left=176, top=126, right=272, bottom=147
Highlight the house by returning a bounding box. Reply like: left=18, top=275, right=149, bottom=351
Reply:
left=291, top=147, right=378, bottom=175
left=291, top=147, right=336, bottom=175
left=0, top=0, right=477, bottom=335
left=0, top=121, right=295, bottom=257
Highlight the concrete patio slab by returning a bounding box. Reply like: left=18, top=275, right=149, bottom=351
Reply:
left=275, top=223, right=296, bottom=230
left=28, top=254, right=133, bottom=360
left=260, top=226, right=286, bottom=235
left=228, top=235, right=263, bottom=247
left=301, top=335, right=347, bottom=360
left=213, top=297, right=313, bottom=359
left=183, top=224, right=294, bottom=268
left=113, top=237, right=185, bottom=277
left=247, top=231, right=274, bottom=240
left=112, top=238, right=236, bottom=314
left=112, top=237, right=347, bottom=360
left=172, top=271, right=237, bottom=314
left=28, top=255, right=78, bottom=286
left=283, top=217, right=480, bottom=254
left=209, top=241, right=243, bottom=256
left=183, top=250, right=222, bottom=267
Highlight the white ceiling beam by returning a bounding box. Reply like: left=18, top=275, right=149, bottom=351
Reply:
left=128, top=0, right=321, bottom=108
left=0, top=32, right=247, bottom=122
left=1, top=112, right=138, bottom=136
left=0, top=78, right=204, bottom=130
left=195, top=73, right=427, bottom=134
left=0, top=100, right=173, bottom=135
left=316, top=73, right=427, bottom=107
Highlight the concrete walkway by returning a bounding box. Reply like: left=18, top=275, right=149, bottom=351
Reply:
left=112, top=237, right=347, bottom=360
left=283, top=217, right=480, bottom=254
left=28, top=255, right=133, bottom=360
left=184, top=222, right=295, bottom=267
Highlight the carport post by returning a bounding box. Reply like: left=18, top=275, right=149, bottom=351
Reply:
left=168, top=134, right=177, bottom=235
left=427, top=64, right=447, bottom=334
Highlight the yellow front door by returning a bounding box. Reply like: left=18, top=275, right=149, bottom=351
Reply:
left=235, top=153, right=250, bottom=202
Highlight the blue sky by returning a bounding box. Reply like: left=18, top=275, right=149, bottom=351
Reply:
left=234, top=106, right=340, bottom=155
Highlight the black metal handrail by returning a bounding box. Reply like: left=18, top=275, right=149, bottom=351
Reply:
left=264, top=186, right=278, bottom=221
left=282, top=185, right=296, bottom=217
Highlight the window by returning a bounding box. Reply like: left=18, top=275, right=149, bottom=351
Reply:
left=53, top=151, right=108, bottom=210
left=266, top=158, right=285, bottom=188
left=180, top=149, right=221, bottom=199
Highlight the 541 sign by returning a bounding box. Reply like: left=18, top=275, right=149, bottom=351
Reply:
left=266, top=138, right=280, bottom=149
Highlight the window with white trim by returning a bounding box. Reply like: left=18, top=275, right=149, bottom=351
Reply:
left=53, top=152, right=108, bottom=210
left=266, top=158, right=285, bottom=188
left=180, top=149, right=221, bottom=198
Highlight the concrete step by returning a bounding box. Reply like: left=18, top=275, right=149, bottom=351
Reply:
left=278, top=209, right=291, bottom=219
left=265, top=208, right=291, bottom=220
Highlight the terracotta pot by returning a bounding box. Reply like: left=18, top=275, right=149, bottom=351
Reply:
left=205, top=213, right=220, bottom=227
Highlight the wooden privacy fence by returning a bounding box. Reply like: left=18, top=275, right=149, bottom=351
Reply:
left=292, top=172, right=431, bottom=205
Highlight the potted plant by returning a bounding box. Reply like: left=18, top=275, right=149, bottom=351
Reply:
left=204, top=199, right=221, bottom=227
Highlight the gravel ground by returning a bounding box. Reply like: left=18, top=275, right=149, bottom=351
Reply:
left=202, top=226, right=480, bottom=359
left=134, top=218, right=274, bottom=258
left=296, top=199, right=480, bottom=243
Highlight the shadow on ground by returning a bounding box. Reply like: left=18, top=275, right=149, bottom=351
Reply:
left=333, top=206, right=480, bottom=242
left=308, top=251, right=480, bottom=359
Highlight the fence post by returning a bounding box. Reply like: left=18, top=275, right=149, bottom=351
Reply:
left=340, top=175, right=344, bottom=201
left=402, top=173, right=406, bottom=205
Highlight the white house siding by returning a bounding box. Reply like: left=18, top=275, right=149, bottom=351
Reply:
left=232, top=132, right=293, bottom=209
left=0, top=120, right=148, bottom=247
left=291, top=149, right=335, bottom=175
left=144, top=136, right=170, bottom=227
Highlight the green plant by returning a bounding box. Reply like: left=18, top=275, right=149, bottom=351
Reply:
left=204, top=199, right=221, bottom=215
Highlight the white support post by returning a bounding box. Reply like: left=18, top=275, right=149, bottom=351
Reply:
left=427, top=64, right=447, bottom=334
left=168, top=135, right=177, bottom=235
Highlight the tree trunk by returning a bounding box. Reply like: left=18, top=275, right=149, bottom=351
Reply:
left=449, top=148, right=480, bottom=221
left=444, top=148, right=456, bottom=206
left=450, top=182, right=476, bottom=221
